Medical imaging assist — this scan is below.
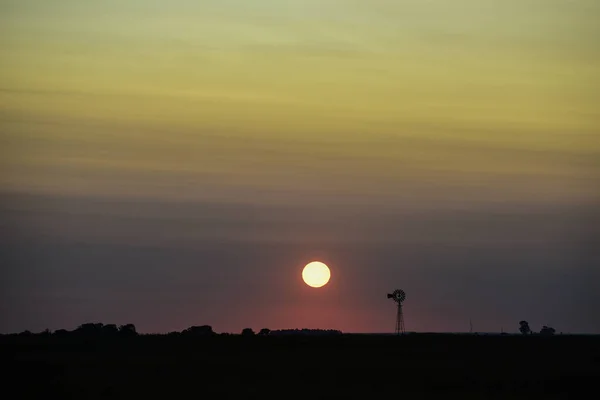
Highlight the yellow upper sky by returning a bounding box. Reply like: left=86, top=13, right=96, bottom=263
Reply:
left=1, top=1, right=600, bottom=335
left=1, top=0, right=598, bottom=207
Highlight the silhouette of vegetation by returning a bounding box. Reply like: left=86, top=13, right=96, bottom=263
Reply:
left=182, top=325, right=214, bottom=337
left=519, top=320, right=531, bottom=335
left=270, top=328, right=342, bottom=336
left=540, top=326, right=556, bottom=336
left=119, top=323, right=137, bottom=336
left=2, top=322, right=598, bottom=398
left=76, top=322, right=104, bottom=335
left=241, top=328, right=255, bottom=336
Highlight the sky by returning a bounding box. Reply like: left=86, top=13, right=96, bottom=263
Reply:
left=1, top=0, right=599, bottom=334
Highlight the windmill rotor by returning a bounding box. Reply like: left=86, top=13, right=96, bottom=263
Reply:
left=387, top=289, right=406, bottom=304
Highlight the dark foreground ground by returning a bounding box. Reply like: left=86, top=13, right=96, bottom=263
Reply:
left=3, top=334, right=599, bottom=399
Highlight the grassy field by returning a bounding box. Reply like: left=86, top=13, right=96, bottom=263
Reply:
left=3, top=334, right=599, bottom=399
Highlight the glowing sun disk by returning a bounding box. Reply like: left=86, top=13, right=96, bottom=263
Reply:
left=302, top=261, right=331, bottom=288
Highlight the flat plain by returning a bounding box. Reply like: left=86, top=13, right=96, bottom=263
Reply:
left=3, top=334, right=599, bottom=399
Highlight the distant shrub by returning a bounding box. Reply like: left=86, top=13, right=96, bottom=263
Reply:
left=118, top=324, right=137, bottom=336
left=270, top=329, right=342, bottom=336
left=539, top=326, right=556, bottom=336
left=519, top=321, right=531, bottom=335
left=241, top=328, right=255, bottom=336
left=181, top=325, right=215, bottom=336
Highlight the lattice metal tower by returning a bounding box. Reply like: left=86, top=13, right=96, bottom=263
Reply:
left=387, top=289, right=406, bottom=335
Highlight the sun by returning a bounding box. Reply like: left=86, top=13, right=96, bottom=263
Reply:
left=302, top=261, right=331, bottom=288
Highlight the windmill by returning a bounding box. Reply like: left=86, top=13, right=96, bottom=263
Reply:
left=387, top=289, right=406, bottom=335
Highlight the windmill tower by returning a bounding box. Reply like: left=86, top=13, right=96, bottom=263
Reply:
left=387, top=289, right=406, bottom=335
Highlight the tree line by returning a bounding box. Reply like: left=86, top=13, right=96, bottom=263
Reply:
left=2, top=323, right=342, bottom=338
left=519, top=321, right=557, bottom=336
left=2, top=321, right=557, bottom=337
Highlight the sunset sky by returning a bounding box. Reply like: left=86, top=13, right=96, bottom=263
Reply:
left=1, top=0, right=598, bottom=334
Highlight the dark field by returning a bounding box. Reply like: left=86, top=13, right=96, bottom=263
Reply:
left=3, top=334, right=599, bottom=399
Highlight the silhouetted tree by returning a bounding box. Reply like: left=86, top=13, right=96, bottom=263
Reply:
left=118, top=324, right=137, bottom=336
left=270, top=329, right=342, bottom=336
left=76, top=323, right=105, bottom=335
left=519, top=321, right=531, bottom=335
left=241, top=328, right=255, bottom=336
left=54, top=329, right=69, bottom=337
left=258, top=328, right=271, bottom=336
left=540, top=326, right=556, bottom=336
left=182, top=325, right=214, bottom=337
left=102, top=324, right=119, bottom=335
